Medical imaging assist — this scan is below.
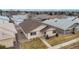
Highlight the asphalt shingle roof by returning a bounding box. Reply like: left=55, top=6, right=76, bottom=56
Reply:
left=19, top=20, right=44, bottom=33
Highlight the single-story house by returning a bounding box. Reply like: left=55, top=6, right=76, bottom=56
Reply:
left=0, top=16, right=9, bottom=23
left=12, top=14, right=28, bottom=24
left=19, top=20, right=56, bottom=40
left=32, top=14, right=50, bottom=21
left=33, top=14, right=66, bottom=21
left=43, top=16, right=79, bottom=34
left=0, top=23, right=17, bottom=48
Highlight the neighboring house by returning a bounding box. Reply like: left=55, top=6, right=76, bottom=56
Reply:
left=33, top=14, right=66, bottom=21
left=0, top=23, right=17, bottom=48
left=12, top=14, right=28, bottom=24
left=2, top=11, right=17, bottom=16
left=0, top=16, right=9, bottom=23
left=43, top=16, right=79, bottom=34
left=40, top=26, right=56, bottom=37
left=19, top=20, right=56, bottom=40
left=33, top=14, right=50, bottom=21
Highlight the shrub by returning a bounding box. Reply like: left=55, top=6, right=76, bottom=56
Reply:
left=0, top=45, right=6, bottom=49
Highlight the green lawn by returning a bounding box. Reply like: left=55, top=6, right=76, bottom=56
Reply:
left=47, top=33, right=79, bottom=46
left=20, top=38, right=47, bottom=49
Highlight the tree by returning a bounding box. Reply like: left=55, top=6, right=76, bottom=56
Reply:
left=49, top=12, right=52, bottom=15
left=72, top=28, right=75, bottom=34
left=0, top=9, right=2, bottom=15
left=56, top=33, right=59, bottom=37
left=7, top=16, right=14, bottom=23
left=9, top=19, right=14, bottom=23
left=45, top=35, right=49, bottom=39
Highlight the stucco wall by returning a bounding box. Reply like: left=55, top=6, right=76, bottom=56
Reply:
left=26, top=25, right=46, bottom=39
left=27, top=28, right=56, bottom=39
left=46, top=30, right=56, bottom=37
left=27, top=31, right=42, bottom=40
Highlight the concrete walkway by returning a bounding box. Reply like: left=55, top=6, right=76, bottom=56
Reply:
left=49, top=38, right=79, bottom=49
left=40, top=37, right=52, bottom=48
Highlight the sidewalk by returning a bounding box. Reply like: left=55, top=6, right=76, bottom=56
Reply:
left=49, top=38, right=79, bottom=49
left=40, top=38, right=52, bottom=48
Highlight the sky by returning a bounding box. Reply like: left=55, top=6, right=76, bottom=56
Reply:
left=0, top=0, right=79, bottom=9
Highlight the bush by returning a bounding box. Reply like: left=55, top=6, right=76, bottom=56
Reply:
left=45, top=35, right=49, bottom=39
left=0, top=45, right=6, bottom=49
left=55, top=33, right=59, bottom=37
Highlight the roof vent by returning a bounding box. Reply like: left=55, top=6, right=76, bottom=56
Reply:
left=72, top=17, right=77, bottom=21
left=72, top=19, right=75, bottom=21
left=55, top=20, right=58, bottom=22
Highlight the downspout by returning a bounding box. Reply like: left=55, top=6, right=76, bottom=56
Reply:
left=64, top=30, right=66, bottom=34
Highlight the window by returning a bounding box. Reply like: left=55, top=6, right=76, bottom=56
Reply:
left=53, top=30, right=56, bottom=33
left=30, top=32, right=36, bottom=36
left=66, top=30, right=70, bottom=31
left=44, top=32, right=46, bottom=34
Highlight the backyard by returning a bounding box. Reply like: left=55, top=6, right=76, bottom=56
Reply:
left=47, top=32, right=79, bottom=46
left=20, top=32, right=79, bottom=49
left=20, top=38, right=47, bottom=49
